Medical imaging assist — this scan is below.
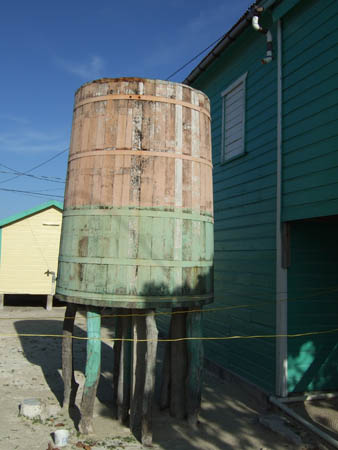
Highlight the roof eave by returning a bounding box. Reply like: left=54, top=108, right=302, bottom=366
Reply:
left=183, top=0, right=275, bottom=85
left=0, top=200, right=63, bottom=228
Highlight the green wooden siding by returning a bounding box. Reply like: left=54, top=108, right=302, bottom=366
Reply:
left=282, top=0, right=338, bottom=221
left=56, top=207, right=213, bottom=308
left=190, top=20, right=278, bottom=393
left=287, top=221, right=338, bottom=392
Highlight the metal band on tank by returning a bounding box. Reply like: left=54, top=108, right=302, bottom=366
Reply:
left=68, top=149, right=213, bottom=168
left=74, top=94, right=211, bottom=120
left=56, top=288, right=213, bottom=305
left=59, top=256, right=213, bottom=268
left=62, top=208, right=214, bottom=223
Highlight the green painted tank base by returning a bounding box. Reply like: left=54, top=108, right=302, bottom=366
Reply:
left=55, top=292, right=213, bottom=309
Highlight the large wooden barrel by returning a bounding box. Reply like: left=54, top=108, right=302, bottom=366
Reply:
left=56, top=77, right=213, bottom=308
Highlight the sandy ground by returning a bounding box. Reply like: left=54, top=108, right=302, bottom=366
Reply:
left=0, top=304, right=334, bottom=450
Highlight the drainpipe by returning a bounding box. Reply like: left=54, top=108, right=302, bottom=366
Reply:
left=275, top=19, right=288, bottom=398
left=252, top=14, right=273, bottom=63
left=279, top=392, right=338, bottom=403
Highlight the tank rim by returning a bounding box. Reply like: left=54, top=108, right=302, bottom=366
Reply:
left=75, top=77, right=209, bottom=97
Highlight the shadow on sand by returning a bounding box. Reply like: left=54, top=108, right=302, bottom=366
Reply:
left=14, top=316, right=116, bottom=429
left=12, top=313, right=297, bottom=449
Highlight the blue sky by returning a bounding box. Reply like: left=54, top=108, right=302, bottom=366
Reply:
left=0, top=0, right=252, bottom=219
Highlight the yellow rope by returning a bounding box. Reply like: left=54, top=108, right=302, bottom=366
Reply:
left=1, top=327, right=338, bottom=342
left=1, top=284, right=337, bottom=321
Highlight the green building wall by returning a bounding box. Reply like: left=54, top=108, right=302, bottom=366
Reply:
left=163, top=0, right=338, bottom=395
left=191, top=18, right=278, bottom=393
left=282, top=0, right=338, bottom=221
left=288, top=221, right=338, bottom=392
left=281, top=0, right=338, bottom=392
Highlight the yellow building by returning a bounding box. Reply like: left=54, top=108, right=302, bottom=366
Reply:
left=0, top=201, right=63, bottom=309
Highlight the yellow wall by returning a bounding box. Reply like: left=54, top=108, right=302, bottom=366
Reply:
left=0, top=207, right=62, bottom=295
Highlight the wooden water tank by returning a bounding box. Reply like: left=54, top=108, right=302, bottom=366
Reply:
left=56, top=78, right=213, bottom=308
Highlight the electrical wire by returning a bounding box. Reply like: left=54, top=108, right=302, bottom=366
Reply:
left=166, top=32, right=227, bottom=81
left=0, top=148, right=69, bottom=185
left=0, top=164, right=65, bottom=183
left=1, top=285, right=338, bottom=322
left=0, top=187, right=64, bottom=198
left=27, top=216, right=50, bottom=270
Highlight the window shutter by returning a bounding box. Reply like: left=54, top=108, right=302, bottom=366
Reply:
left=221, top=73, right=247, bottom=162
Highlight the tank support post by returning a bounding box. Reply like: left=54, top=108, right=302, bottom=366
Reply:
left=170, top=308, right=187, bottom=419
left=117, top=309, right=132, bottom=425
left=79, top=307, right=101, bottom=434
left=130, top=309, right=158, bottom=446
left=186, top=308, right=203, bottom=429
left=62, top=303, right=78, bottom=411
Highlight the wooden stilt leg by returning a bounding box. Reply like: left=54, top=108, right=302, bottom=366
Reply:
left=0, top=294, right=4, bottom=309
left=112, top=309, right=122, bottom=419
left=186, top=308, right=203, bottom=429
left=170, top=308, right=187, bottom=419
left=130, top=311, right=145, bottom=438
left=159, top=340, right=171, bottom=410
left=117, top=309, right=131, bottom=425
left=79, top=307, right=101, bottom=434
left=62, top=303, right=78, bottom=410
left=141, top=309, right=158, bottom=447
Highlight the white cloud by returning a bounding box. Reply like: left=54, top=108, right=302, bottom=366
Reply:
left=54, top=55, right=105, bottom=80
left=0, top=127, right=67, bottom=154
left=0, top=114, right=31, bottom=125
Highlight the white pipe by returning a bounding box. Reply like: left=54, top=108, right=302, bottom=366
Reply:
left=279, top=392, right=338, bottom=403
left=252, top=15, right=262, bottom=31
left=270, top=396, right=338, bottom=449
left=262, top=30, right=273, bottom=64
left=252, top=16, right=273, bottom=64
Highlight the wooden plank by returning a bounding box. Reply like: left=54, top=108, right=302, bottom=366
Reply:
left=62, top=303, right=78, bottom=411
left=185, top=309, right=203, bottom=429
left=79, top=307, right=101, bottom=434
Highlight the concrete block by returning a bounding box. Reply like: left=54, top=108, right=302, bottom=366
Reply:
left=20, top=398, right=42, bottom=419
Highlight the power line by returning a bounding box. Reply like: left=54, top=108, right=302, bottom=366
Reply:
left=0, top=165, right=65, bottom=183
left=166, top=32, right=226, bottom=81
left=0, top=148, right=69, bottom=185
left=0, top=187, right=64, bottom=199
left=28, top=147, right=69, bottom=172
left=37, top=187, right=65, bottom=192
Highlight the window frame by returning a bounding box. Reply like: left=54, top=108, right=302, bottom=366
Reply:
left=221, top=72, right=248, bottom=164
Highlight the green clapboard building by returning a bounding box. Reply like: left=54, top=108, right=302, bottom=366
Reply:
left=184, top=0, right=338, bottom=397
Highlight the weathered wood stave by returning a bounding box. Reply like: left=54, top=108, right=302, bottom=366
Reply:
left=56, top=78, right=214, bottom=308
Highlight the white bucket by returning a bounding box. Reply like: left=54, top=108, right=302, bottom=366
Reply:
left=53, top=429, right=70, bottom=447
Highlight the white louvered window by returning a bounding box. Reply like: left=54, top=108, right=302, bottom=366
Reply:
left=221, top=72, right=247, bottom=162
